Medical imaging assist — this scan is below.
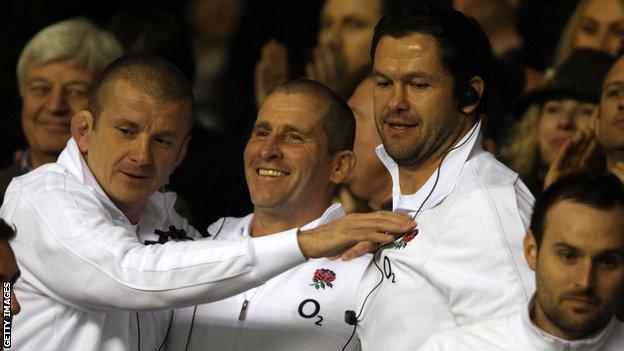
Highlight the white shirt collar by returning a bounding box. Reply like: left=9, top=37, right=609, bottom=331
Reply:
left=375, top=121, right=482, bottom=213
left=56, top=138, right=174, bottom=227
left=238, top=203, right=345, bottom=238
left=510, top=298, right=618, bottom=350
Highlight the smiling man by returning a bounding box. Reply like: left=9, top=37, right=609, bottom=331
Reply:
left=596, top=54, right=624, bottom=182
left=167, top=78, right=375, bottom=350
left=0, top=18, right=122, bottom=204
left=421, top=172, right=624, bottom=350
left=353, top=2, right=535, bottom=349
left=0, top=56, right=414, bottom=350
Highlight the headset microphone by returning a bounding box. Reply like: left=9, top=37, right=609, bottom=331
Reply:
left=344, top=310, right=357, bottom=326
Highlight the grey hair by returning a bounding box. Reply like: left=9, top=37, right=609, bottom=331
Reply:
left=17, top=17, right=123, bottom=88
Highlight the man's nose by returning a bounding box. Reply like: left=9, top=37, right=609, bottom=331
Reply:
left=44, top=88, right=70, bottom=115
left=129, top=137, right=154, bottom=165
left=258, top=134, right=284, bottom=160
left=387, top=85, right=410, bottom=112
left=574, top=260, right=596, bottom=291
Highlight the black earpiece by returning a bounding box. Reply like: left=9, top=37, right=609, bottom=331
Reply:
left=461, top=85, right=480, bottom=108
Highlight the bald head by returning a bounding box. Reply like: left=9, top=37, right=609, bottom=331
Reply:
left=88, top=54, right=195, bottom=130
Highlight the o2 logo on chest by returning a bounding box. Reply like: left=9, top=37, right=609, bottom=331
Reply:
left=298, top=299, right=323, bottom=326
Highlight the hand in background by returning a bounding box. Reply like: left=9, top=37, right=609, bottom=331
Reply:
left=255, top=39, right=289, bottom=107
left=544, top=129, right=599, bottom=190
left=305, top=45, right=350, bottom=98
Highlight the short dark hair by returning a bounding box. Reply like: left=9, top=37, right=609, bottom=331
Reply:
left=530, top=172, right=624, bottom=247
left=88, top=54, right=195, bottom=129
left=272, top=78, right=355, bottom=155
left=370, top=1, right=493, bottom=113
left=0, top=220, right=16, bottom=242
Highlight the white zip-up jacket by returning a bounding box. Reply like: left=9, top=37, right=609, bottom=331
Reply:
left=0, top=139, right=306, bottom=350
left=420, top=303, right=624, bottom=350
left=166, top=203, right=367, bottom=351
left=356, top=122, right=536, bottom=350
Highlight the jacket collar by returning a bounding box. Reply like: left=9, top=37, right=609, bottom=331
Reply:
left=509, top=298, right=618, bottom=350
left=56, top=138, right=172, bottom=227
left=238, top=203, right=345, bottom=238
left=375, top=121, right=482, bottom=213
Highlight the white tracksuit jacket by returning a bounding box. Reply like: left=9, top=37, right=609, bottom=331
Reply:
left=356, top=122, right=536, bottom=350
left=420, top=303, right=624, bottom=350
left=166, top=203, right=368, bottom=351
left=0, top=138, right=306, bottom=350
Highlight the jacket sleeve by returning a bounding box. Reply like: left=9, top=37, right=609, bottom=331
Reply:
left=422, top=185, right=535, bottom=326
left=0, top=174, right=306, bottom=313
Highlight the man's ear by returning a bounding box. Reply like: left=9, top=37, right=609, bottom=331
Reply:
left=523, top=230, right=538, bottom=271
left=460, top=76, right=485, bottom=115
left=329, top=150, right=356, bottom=185
left=71, top=111, right=94, bottom=154
left=173, top=134, right=191, bottom=170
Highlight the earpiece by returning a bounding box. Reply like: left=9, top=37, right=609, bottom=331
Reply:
left=461, top=85, right=480, bottom=108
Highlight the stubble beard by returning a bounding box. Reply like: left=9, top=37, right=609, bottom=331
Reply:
left=536, top=278, right=609, bottom=339
left=380, top=113, right=458, bottom=168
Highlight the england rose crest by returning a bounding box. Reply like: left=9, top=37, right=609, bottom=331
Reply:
left=394, top=228, right=419, bottom=249
left=310, top=268, right=336, bottom=289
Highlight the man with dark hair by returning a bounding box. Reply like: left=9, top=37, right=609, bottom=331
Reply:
left=0, top=220, right=20, bottom=319
left=0, top=55, right=414, bottom=350
left=167, top=78, right=367, bottom=350
left=353, top=2, right=535, bottom=349
left=421, top=172, right=624, bottom=350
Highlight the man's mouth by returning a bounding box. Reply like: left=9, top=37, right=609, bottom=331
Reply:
left=256, top=168, right=289, bottom=177
left=121, top=171, right=150, bottom=180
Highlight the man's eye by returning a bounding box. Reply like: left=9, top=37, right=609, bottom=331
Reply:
left=598, top=256, right=622, bottom=270
left=155, top=137, right=174, bottom=147
left=606, top=88, right=622, bottom=98
left=559, top=251, right=577, bottom=262
left=254, top=130, right=269, bottom=138
left=118, top=127, right=133, bottom=136
left=409, top=81, right=430, bottom=90
left=29, top=85, right=50, bottom=95
left=66, top=88, right=88, bottom=99
left=285, top=133, right=304, bottom=143
left=375, top=80, right=391, bottom=88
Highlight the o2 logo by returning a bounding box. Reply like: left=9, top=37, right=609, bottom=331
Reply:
left=298, top=299, right=323, bottom=326
left=383, top=256, right=396, bottom=283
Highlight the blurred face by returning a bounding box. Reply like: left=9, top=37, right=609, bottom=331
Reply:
left=0, top=241, right=21, bottom=317
left=573, top=0, right=624, bottom=56
left=192, top=0, right=241, bottom=43
left=20, top=60, right=96, bottom=167
left=537, top=99, right=596, bottom=166
left=78, top=80, right=191, bottom=222
left=526, top=201, right=624, bottom=340
left=597, top=57, right=624, bottom=153
left=245, top=92, right=337, bottom=213
left=346, top=78, right=389, bottom=199
left=372, top=33, right=461, bottom=167
left=318, top=0, right=382, bottom=77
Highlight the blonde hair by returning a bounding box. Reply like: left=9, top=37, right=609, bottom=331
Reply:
left=502, top=103, right=543, bottom=184
left=17, top=17, right=122, bottom=88
left=554, top=0, right=624, bottom=65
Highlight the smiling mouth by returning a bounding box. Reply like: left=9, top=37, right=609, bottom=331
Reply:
left=256, top=168, right=290, bottom=177
left=121, top=171, right=150, bottom=180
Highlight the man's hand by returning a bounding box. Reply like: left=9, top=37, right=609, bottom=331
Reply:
left=610, top=162, right=624, bottom=183
left=305, top=45, right=350, bottom=98
left=544, top=129, right=599, bottom=190
left=297, top=211, right=415, bottom=258
left=255, top=39, right=289, bottom=107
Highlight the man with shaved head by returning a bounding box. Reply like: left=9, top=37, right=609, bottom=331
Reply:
left=0, top=55, right=414, bottom=350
